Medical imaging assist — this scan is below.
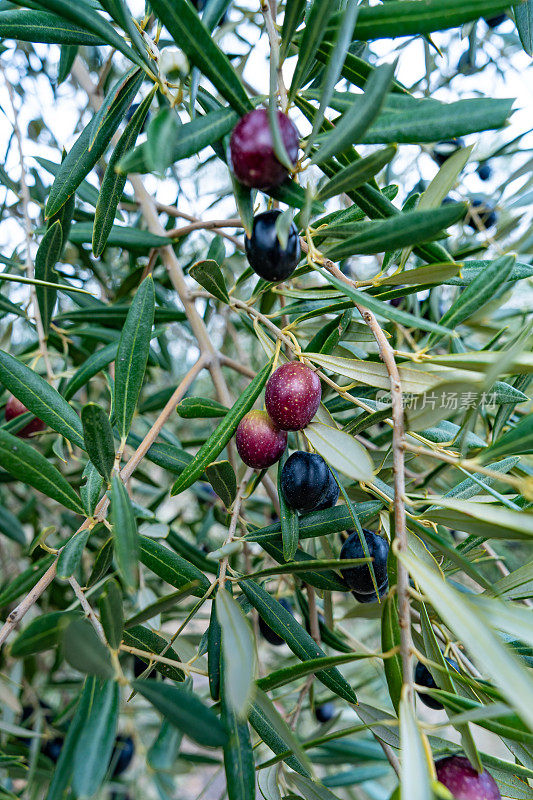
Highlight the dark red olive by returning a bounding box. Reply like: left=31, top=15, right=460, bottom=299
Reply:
left=5, top=395, right=45, bottom=438
left=414, top=659, right=459, bottom=710
left=235, top=410, right=287, bottom=469
left=435, top=756, right=501, bottom=800
left=340, top=530, right=389, bottom=602
left=245, top=210, right=300, bottom=282
left=281, top=451, right=338, bottom=513
left=258, top=597, right=292, bottom=645
left=229, top=109, right=299, bottom=189
left=265, top=363, right=321, bottom=431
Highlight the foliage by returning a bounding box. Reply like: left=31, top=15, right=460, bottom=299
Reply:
left=0, top=0, right=532, bottom=799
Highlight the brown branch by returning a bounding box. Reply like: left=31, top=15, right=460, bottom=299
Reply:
left=218, top=467, right=253, bottom=585
left=69, top=576, right=106, bottom=642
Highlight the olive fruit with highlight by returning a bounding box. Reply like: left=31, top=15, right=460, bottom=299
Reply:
left=259, top=598, right=292, bottom=645
left=281, top=451, right=338, bottom=513
left=230, top=109, right=299, bottom=189
left=435, top=756, right=501, bottom=800
left=340, top=530, right=389, bottom=602
left=414, top=659, right=459, bottom=710
left=245, top=210, right=301, bottom=282
left=265, top=362, right=321, bottom=431
left=235, top=410, right=287, bottom=469
left=5, top=395, right=45, bottom=438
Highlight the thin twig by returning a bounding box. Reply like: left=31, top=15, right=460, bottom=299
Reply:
left=119, top=644, right=207, bottom=675
left=68, top=576, right=106, bottom=643
left=219, top=467, right=253, bottom=585
left=303, top=242, right=413, bottom=700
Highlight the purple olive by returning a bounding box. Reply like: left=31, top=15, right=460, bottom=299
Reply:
left=265, top=363, right=321, bottom=431
left=235, top=410, right=287, bottom=469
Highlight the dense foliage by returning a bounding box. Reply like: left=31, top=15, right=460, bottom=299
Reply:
left=0, top=0, right=533, bottom=798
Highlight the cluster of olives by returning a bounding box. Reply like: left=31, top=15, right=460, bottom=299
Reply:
left=21, top=703, right=134, bottom=776
left=235, top=361, right=321, bottom=470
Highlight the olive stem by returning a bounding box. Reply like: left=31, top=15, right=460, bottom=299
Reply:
left=219, top=468, right=254, bottom=586
left=301, top=239, right=414, bottom=702
left=68, top=576, right=106, bottom=644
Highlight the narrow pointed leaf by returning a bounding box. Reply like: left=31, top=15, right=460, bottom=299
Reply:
left=429, top=254, right=515, bottom=345
left=217, top=587, right=255, bottom=717
left=81, top=403, right=115, bottom=481
left=317, top=145, right=396, bottom=201
left=34, top=220, right=62, bottom=335
left=190, top=259, right=230, bottom=304
left=110, top=476, right=139, bottom=591
left=114, top=276, right=155, bottom=441
left=29, top=0, right=144, bottom=65
left=98, top=578, right=124, bottom=650
left=278, top=450, right=299, bottom=561
left=63, top=618, right=114, bottom=679
left=72, top=679, right=119, bottom=799
left=311, top=61, right=396, bottom=165
left=0, top=350, right=84, bottom=448
left=239, top=579, right=357, bottom=704
left=139, top=535, right=210, bottom=596
left=0, top=428, right=84, bottom=514
left=148, top=0, right=252, bottom=115
left=45, top=69, right=143, bottom=218
left=93, top=88, right=155, bottom=257
left=0, top=9, right=104, bottom=44
left=133, top=680, right=228, bottom=747
left=57, top=529, right=91, bottom=578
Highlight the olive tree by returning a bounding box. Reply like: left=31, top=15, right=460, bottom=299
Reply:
left=0, top=0, right=532, bottom=799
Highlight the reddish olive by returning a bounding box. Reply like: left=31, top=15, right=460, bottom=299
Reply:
left=435, top=756, right=501, bottom=800
left=229, top=109, right=299, bottom=189
left=265, top=363, right=321, bottom=431
left=235, top=410, right=287, bottom=469
left=5, top=395, right=45, bottom=438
